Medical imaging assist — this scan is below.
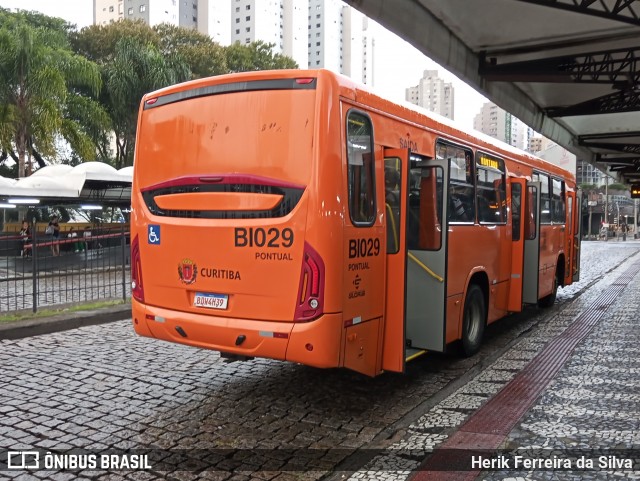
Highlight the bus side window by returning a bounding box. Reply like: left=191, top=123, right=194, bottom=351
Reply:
left=408, top=166, right=443, bottom=251
left=534, top=172, right=551, bottom=224
left=449, top=184, right=474, bottom=222
left=552, top=178, right=565, bottom=223
left=525, top=185, right=538, bottom=240
left=447, top=149, right=475, bottom=223
left=512, top=182, right=522, bottom=241
left=384, top=160, right=401, bottom=254
left=346, top=111, right=375, bottom=225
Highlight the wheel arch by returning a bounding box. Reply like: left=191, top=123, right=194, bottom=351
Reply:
left=459, top=268, right=489, bottom=337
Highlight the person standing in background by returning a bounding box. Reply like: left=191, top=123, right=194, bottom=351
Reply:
left=48, top=215, right=60, bottom=256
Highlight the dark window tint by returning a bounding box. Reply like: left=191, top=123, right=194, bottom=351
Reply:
left=384, top=158, right=402, bottom=253
left=512, top=182, right=522, bottom=241
left=346, top=112, right=375, bottom=225
left=476, top=153, right=506, bottom=224
left=552, top=178, right=565, bottom=223
left=407, top=165, right=443, bottom=251
left=533, top=172, right=551, bottom=224
left=437, top=142, right=474, bottom=223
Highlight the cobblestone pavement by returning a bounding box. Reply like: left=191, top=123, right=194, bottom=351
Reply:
left=343, top=241, right=640, bottom=481
left=0, top=241, right=639, bottom=481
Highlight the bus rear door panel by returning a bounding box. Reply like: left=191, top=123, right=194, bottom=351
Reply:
left=341, top=108, right=386, bottom=377
left=381, top=148, right=410, bottom=373
left=404, top=152, right=448, bottom=355
left=523, top=182, right=542, bottom=304
left=507, top=177, right=527, bottom=312
left=572, top=189, right=582, bottom=282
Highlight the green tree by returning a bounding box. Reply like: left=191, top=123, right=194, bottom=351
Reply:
left=225, top=41, right=298, bottom=73
left=70, top=20, right=160, bottom=63
left=0, top=9, right=103, bottom=176
left=72, top=22, right=191, bottom=167
left=154, top=23, right=227, bottom=79
left=71, top=22, right=297, bottom=167
left=105, top=37, right=190, bottom=167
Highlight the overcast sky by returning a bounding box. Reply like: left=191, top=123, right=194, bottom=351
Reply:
left=0, top=0, right=486, bottom=129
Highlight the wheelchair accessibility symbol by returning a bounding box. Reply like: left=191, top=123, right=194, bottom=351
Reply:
left=148, top=225, right=161, bottom=245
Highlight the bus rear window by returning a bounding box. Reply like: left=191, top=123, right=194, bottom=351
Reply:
left=346, top=111, right=375, bottom=225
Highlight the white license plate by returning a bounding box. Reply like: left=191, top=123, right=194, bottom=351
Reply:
left=194, top=292, right=228, bottom=310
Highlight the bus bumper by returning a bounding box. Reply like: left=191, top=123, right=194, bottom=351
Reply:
left=132, top=300, right=342, bottom=368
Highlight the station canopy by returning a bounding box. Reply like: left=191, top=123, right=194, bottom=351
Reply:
left=0, top=162, right=132, bottom=208
left=345, top=0, right=640, bottom=185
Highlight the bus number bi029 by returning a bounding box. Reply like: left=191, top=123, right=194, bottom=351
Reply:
left=349, top=238, right=380, bottom=258
left=234, top=227, right=294, bottom=248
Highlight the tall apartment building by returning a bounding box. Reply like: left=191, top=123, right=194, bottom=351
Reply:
left=94, top=0, right=375, bottom=84
left=230, top=0, right=307, bottom=68
left=528, top=135, right=554, bottom=154
left=361, top=17, right=375, bottom=86
left=405, top=70, right=454, bottom=119
left=228, top=0, right=371, bottom=83
left=473, top=102, right=528, bottom=150
left=204, top=0, right=231, bottom=45
left=577, top=160, right=606, bottom=185
left=94, top=0, right=204, bottom=32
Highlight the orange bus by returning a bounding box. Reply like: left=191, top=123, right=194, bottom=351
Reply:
left=130, top=69, right=581, bottom=377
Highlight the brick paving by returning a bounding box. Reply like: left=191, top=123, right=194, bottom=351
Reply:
left=0, top=241, right=638, bottom=480
left=344, top=241, right=640, bottom=480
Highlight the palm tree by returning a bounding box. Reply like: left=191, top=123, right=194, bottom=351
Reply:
left=0, top=15, right=102, bottom=177
left=104, top=36, right=190, bottom=168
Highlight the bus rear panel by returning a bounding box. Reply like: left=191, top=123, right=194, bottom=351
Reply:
left=131, top=73, right=345, bottom=368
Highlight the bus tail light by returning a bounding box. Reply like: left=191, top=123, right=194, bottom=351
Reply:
left=294, top=242, right=325, bottom=321
left=131, top=235, right=145, bottom=302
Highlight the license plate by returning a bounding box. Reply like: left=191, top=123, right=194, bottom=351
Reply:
left=194, top=292, right=228, bottom=310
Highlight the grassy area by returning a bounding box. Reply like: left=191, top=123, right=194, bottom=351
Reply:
left=0, top=299, right=129, bottom=324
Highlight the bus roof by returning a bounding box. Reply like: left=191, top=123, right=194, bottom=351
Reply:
left=141, top=68, right=575, bottom=183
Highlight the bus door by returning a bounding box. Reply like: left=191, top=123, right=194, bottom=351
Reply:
left=523, top=182, right=541, bottom=304
left=381, top=149, right=448, bottom=373
left=405, top=155, right=448, bottom=355
left=381, top=149, right=409, bottom=373
left=572, top=189, right=582, bottom=282
left=507, top=178, right=526, bottom=311
left=564, top=191, right=575, bottom=286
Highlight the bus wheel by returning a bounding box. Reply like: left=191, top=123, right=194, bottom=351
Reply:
left=538, top=270, right=559, bottom=308
left=462, top=284, right=485, bottom=357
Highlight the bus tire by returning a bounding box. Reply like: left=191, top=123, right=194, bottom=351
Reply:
left=462, top=284, right=485, bottom=357
left=538, top=269, right=559, bottom=308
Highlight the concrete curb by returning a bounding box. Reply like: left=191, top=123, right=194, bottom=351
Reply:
left=0, top=304, right=131, bottom=340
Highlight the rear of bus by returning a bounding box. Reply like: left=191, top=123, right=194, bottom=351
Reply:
left=130, top=70, right=344, bottom=368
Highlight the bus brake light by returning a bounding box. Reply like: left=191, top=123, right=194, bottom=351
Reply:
left=295, top=78, right=314, bottom=84
left=294, top=242, right=325, bottom=322
left=131, top=235, right=145, bottom=302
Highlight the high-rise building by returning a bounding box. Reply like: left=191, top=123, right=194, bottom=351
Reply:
left=340, top=4, right=364, bottom=83
left=204, top=0, right=231, bottom=45
left=93, top=0, right=206, bottom=33
left=230, top=0, right=307, bottom=69
left=577, top=160, right=606, bottom=186
left=94, top=0, right=376, bottom=84
left=405, top=70, right=454, bottom=119
left=473, top=102, right=528, bottom=150
left=227, top=0, right=373, bottom=82
left=528, top=135, right=554, bottom=154
left=361, top=17, right=375, bottom=86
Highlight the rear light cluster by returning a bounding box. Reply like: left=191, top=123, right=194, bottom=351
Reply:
left=131, top=235, right=145, bottom=302
left=294, top=242, right=325, bottom=321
